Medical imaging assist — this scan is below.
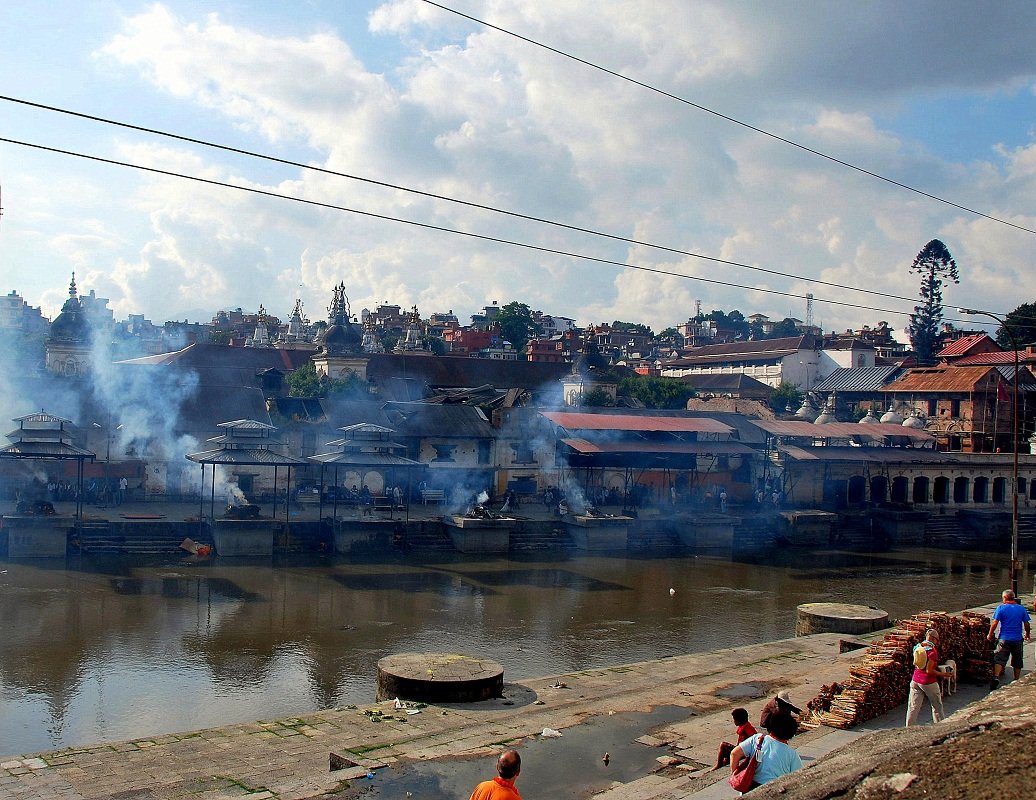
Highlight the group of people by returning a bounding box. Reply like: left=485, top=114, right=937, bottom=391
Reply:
left=470, top=588, right=1031, bottom=798
left=714, top=690, right=803, bottom=792
left=906, top=587, right=1031, bottom=726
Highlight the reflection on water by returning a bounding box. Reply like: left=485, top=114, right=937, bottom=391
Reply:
left=344, top=705, right=691, bottom=800
left=0, top=547, right=1026, bottom=757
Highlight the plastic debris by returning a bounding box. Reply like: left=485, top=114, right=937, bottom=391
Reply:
left=602, top=753, right=610, bottom=765
left=669, top=588, right=676, bottom=596
left=541, top=727, right=563, bottom=738
left=394, top=697, right=406, bottom=709
left=366, top=771, right=376, bottom=780
left=406, top=708, right=421, bottom=715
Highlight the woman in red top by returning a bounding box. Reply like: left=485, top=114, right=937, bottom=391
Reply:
left=905, top=629, right=953, bottom=726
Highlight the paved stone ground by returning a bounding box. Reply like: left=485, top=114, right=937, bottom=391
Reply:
left=1, top=595, right=1027, bottom=800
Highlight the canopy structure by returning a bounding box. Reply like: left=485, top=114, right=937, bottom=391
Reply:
left=308, top=423, right=422, bottom=520
left=0, top=411, right=95, bottom=519
left=541, top=410, right=752, bottom=512
left=185, top=419, right=307, bottom=522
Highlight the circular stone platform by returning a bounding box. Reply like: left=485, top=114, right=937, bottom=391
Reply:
left=795, top=602, right=889, bottom=637
left=376, top=653, right=504, bottom=703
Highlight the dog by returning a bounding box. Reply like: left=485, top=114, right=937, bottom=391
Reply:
left=939, top=659, right=957, bottom=696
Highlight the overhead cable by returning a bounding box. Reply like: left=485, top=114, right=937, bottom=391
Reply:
left=0, top=94, right=927, bottom=307
left=2, top=134, right=947, bottom=322
left=423, top=0, right=1035, bottom=237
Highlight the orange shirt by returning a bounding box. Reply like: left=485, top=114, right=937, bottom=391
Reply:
left=470, top=777, right=521, bottom=800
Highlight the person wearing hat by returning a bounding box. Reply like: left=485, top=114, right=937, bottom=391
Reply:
left=759, top=690, right=801, bottom=738
left=905, top=629, right=953, bottom=726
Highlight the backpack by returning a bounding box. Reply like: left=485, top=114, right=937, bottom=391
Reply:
left=912, top=642, right=932, bottom=670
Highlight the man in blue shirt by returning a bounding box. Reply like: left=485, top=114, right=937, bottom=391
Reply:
left=987, top=589, right=1031, bottom=689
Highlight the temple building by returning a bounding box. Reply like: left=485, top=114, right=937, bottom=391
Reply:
left=312, top=282, right=368, bottom=380
left=45, top=274, right=93, bottom=377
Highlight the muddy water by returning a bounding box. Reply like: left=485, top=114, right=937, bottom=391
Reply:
left=0, top=547, right=1025, bottom=756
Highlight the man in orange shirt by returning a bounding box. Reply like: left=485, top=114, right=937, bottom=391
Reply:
left=469, top=750, right=522, bottom=800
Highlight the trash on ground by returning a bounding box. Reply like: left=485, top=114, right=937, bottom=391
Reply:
left=541, top=727, right=563, bottom=738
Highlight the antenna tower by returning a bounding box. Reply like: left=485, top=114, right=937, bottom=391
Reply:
left=805, top=293, right=814, bottom=331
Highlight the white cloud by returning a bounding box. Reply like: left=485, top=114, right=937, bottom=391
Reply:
left=3, top=0, right=1033, bottom=337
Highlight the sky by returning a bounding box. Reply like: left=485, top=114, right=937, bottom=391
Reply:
left=1, top=0, right=1034, bottom=342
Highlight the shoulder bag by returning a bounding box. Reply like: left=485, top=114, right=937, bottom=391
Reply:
left=728, top=734, right=765, bottom=792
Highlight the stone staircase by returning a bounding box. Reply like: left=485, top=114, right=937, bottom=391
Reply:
left=510, top=521, right=574, bottom=552
left=924, top=511, right=964, bottom=546
left=74, top=520, right=209, bottom=555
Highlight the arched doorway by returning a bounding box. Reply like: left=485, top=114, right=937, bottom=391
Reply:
left=891, top=476, right=909, bottom=504
left=973, top=477, right=989, bottom=503
left=870, top=476, right=888, bottom=503
left=912, top=476, right=930, bottom=504
left=953, top=476, right=969, bottom=503
left=848, top=475, right=867, bottom=505
left=934, top=476, right=950, bottom=504
left=993, top=477, right=1007, bottom=504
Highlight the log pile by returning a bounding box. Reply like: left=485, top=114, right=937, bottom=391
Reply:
left=803, top=609, right=992, bottom=730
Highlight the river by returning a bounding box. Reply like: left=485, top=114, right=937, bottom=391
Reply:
left=0, top=546, right=1024, bottom=757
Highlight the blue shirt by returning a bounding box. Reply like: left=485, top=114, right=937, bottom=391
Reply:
left=993, top=602, right=1030, bottom=641
left=738, top=734, right=802, bottom=785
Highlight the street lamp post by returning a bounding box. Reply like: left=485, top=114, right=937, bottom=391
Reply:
left=958, top=308, right=1020, bottom=595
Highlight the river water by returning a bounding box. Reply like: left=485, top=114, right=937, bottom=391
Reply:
left=0, top=546, right=1025, bottom=757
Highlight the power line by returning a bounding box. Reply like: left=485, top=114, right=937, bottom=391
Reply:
left=423, top=0, right=1036, bottom=237
left=3, top=134, right=949, bottom=322
left=0, top=94, right=927, bottom=308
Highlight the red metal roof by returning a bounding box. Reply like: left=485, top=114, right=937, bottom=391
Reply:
left=541, top=412, right=732, bottom=433
left=937, top=333, right=996, bottom=357
left=753, top=420, right=933, bottom=442
left=883, top=365, right=997, bottom=392
left=560, top=438, right=754, bottom=455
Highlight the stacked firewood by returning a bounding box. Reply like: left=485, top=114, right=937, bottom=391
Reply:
left=803, top=609, right=991, bottom=730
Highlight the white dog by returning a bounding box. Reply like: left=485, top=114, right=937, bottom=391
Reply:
left=939, top=660, right=957, bottom=696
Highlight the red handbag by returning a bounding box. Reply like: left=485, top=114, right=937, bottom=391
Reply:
left=728, top=734, right=765, bottom=792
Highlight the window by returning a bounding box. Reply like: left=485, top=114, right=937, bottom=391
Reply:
left=431, top=444, right=457, bottom=462
left=928, top=399, right=938, bottom=417
left=510, top=442, right=536, bottom=464
left=477, top=440, right=491, bottom=465
left=950, top=399, right=961, bottom=417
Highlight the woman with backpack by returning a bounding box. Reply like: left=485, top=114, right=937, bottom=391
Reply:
left=905, top=629, right=953, bottom=726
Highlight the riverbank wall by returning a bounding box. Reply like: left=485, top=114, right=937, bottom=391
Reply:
left=2, top=499, right=1030, bottom=559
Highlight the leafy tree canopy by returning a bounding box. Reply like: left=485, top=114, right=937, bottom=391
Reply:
left=906, top=239, right=959, bottom=366
left=769, top=381, right=803, bottom=412
left=580, top=387, right=615, bottom=407
left=286, top=361, right=369, bottom=399
left=496, top=301, right=543, bottom=354
left=617, top=375, right=695, bottom=409
left=611, top=320, right=653, bottom=335
left=997, top=302, right=1036, bottom=349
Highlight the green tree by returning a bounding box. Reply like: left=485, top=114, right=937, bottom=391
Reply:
left=768, top=381, right=802, bottom=412
left=617, top=375, right=695, bottom=409
left=906, top=239, right=959, bottom=366
left=997, top=302, right=1036, bottom=349
left=496, top=302, right=543, bottom=354
left=286, top=362, right=368, bottom=398
left=580, top=387, right=615, bottom=407
left=611, top=320, right=653, bottom=335
left=704, top=309, right=751, bottom=340
left=422, top=335, right=447, bottom=355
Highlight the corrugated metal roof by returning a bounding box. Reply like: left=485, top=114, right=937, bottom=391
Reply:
left=780, top=445, right=958, bottom=463
left=185, top=447, right=307, bottom=465
left=541, top=411, right=732, bottom=433
left=560, top=438, right=754, bottom=455
left=811, top=366, right=900, bottom=392
left=308, top=451, right=421, bottom=466
left=883, top=366, right=997, bottom=392
left=753, top=420, right=933, bottom=442
left=937, top=334, right=995, bottom=357
left=0, top=442, right=95, bottom=459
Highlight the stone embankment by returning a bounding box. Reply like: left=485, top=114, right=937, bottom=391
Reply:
left=0, top=598, right=1030, bottom=800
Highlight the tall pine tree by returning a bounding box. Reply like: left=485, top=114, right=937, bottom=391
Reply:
left=906, top=239, right=959, bottom=366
